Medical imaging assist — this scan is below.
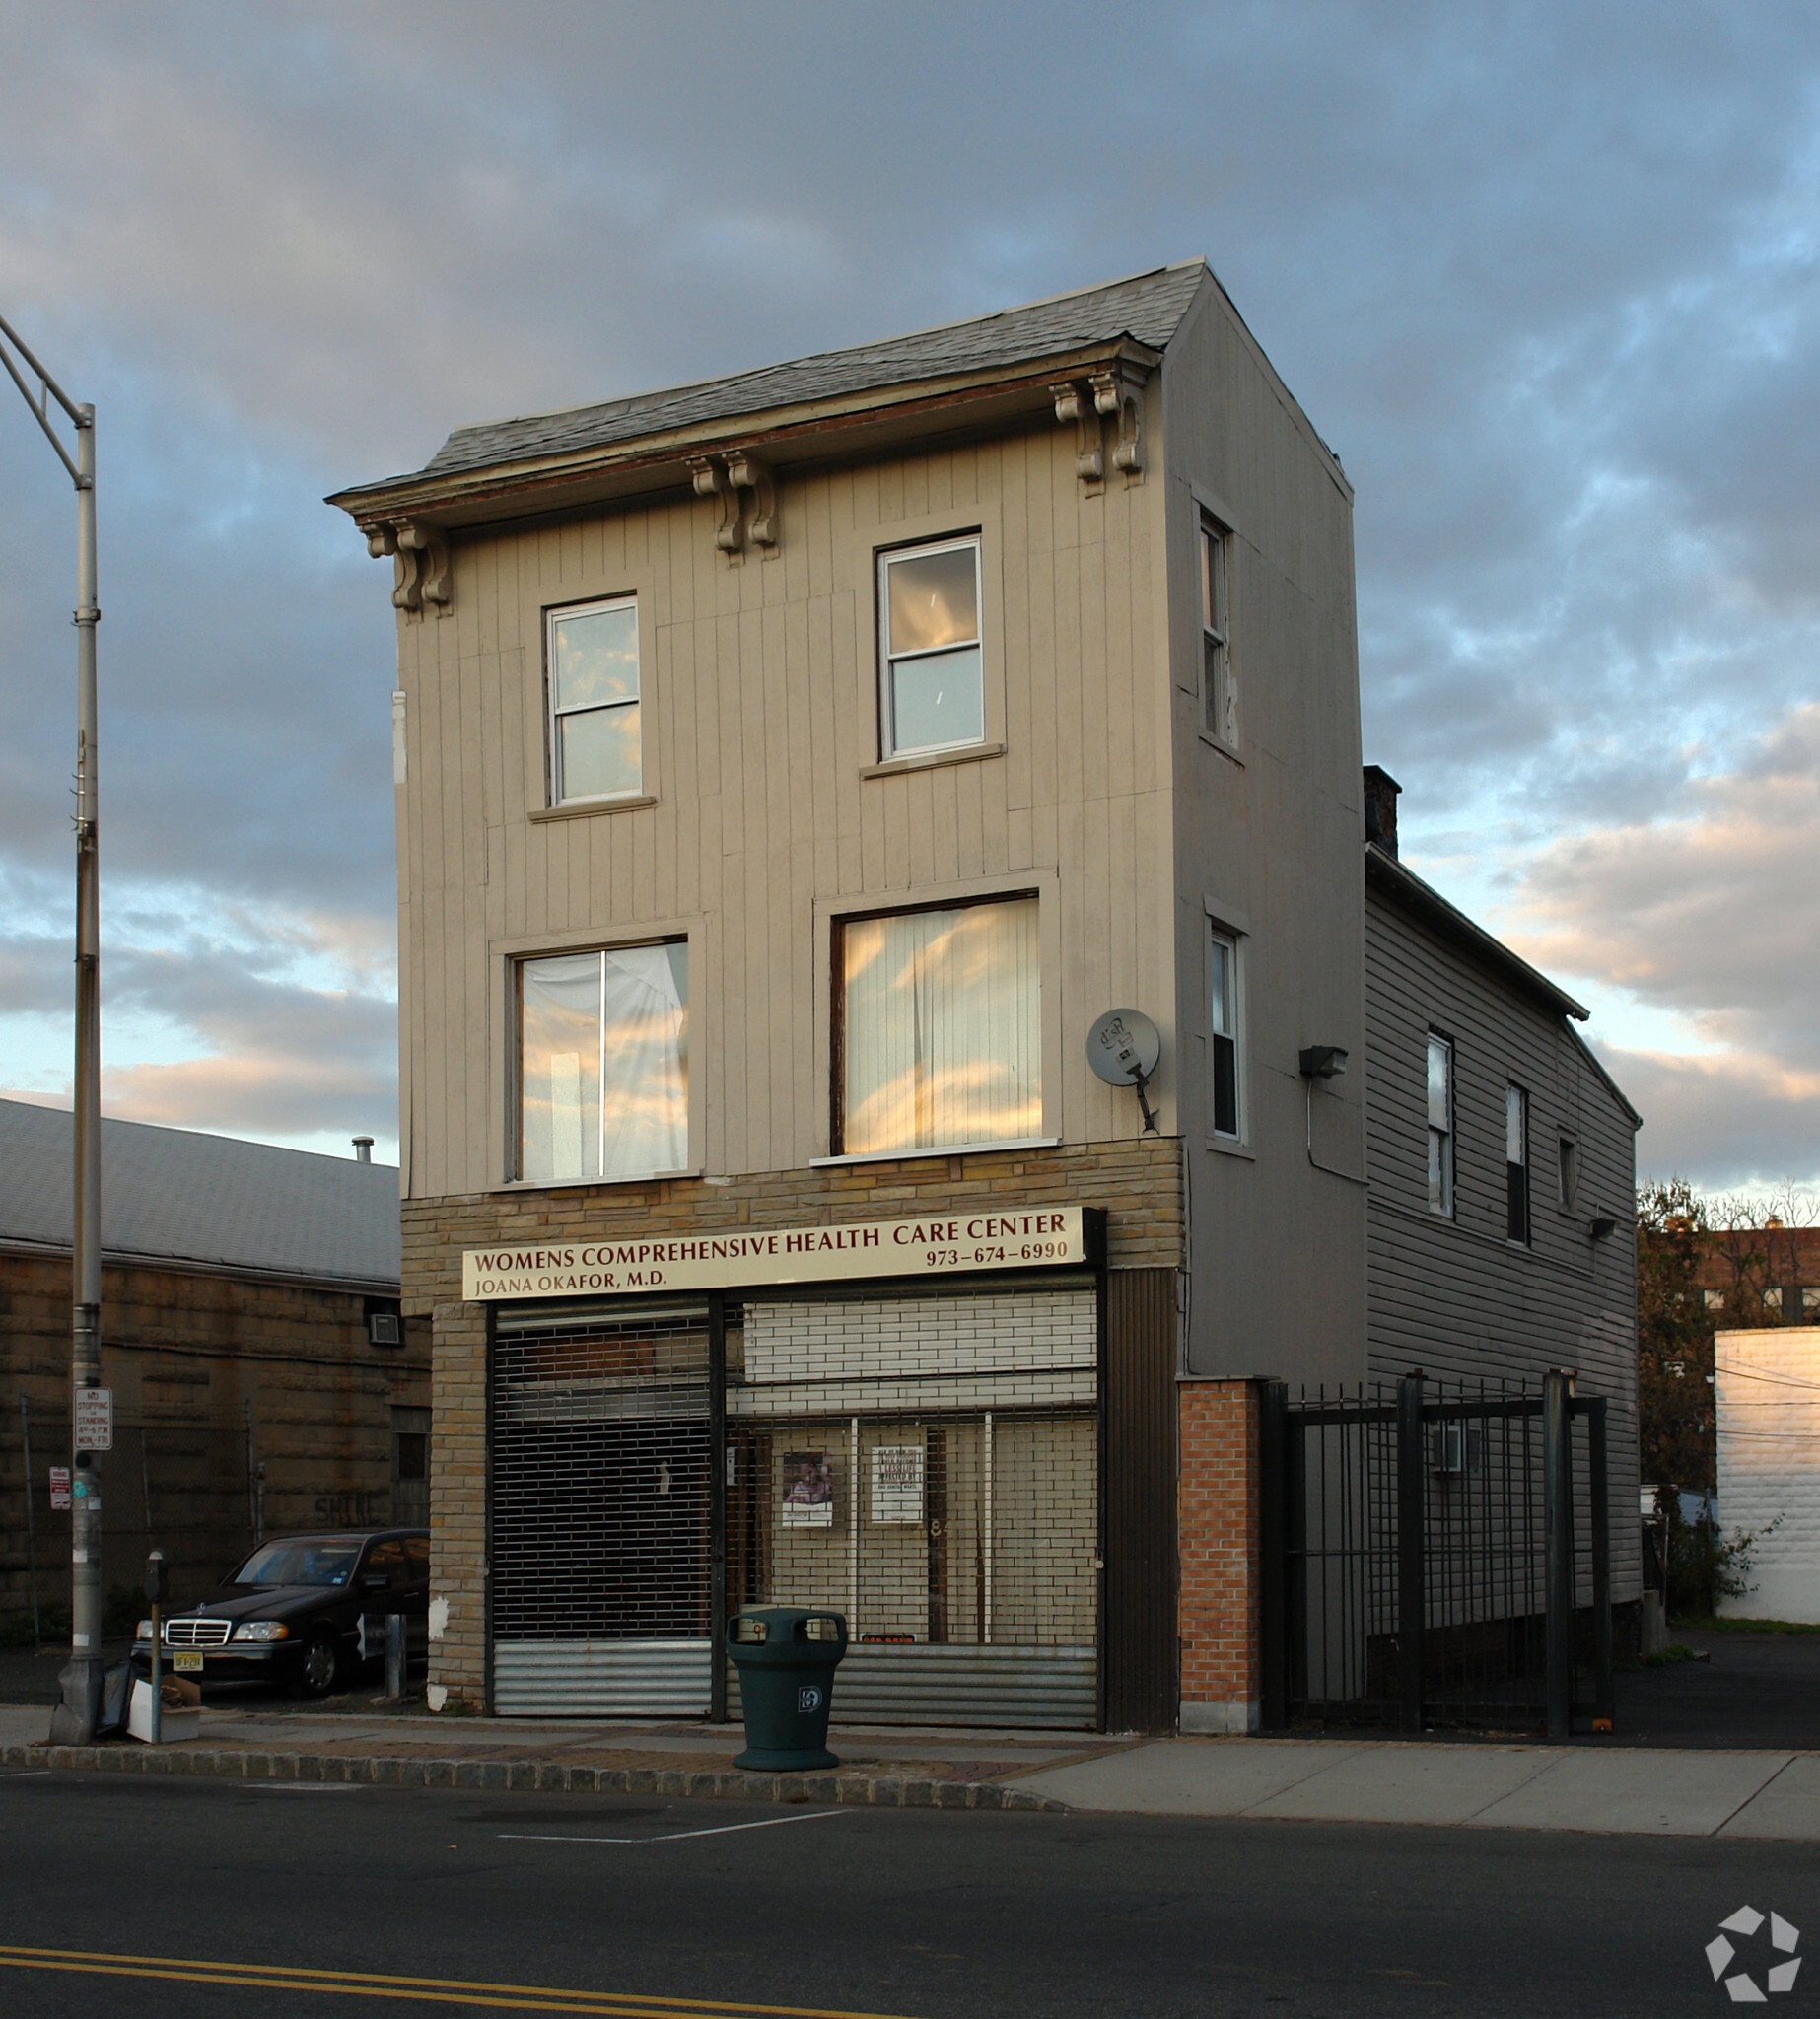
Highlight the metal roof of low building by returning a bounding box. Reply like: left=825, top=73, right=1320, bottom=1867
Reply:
left=0, top=1100, right=400, bottom=1288
left=347, top=261, right=1212, bottom=497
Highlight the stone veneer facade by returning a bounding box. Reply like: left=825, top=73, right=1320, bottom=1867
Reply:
left=414, top=1135, right=1187, bottom=1707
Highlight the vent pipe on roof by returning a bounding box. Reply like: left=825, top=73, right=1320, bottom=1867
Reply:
left=1364, top=766, right=1402, bottom=859
left=352, top=1136, right=374, bottom=1163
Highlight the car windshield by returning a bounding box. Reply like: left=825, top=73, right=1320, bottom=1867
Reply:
left=229, top=1540, right=362, bottom=1588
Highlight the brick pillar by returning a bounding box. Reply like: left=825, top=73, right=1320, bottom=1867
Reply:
left=1177, top=1379, right=1261, bottom=1735
left=427, top=1299, right=489, bottom=1711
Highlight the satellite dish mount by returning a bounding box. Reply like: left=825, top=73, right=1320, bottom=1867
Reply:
left=1086, top=1009, right=1162, bottom=1135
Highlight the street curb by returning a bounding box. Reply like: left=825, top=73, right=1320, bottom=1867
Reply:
left=0, top=1741, right=1065, bottom=1812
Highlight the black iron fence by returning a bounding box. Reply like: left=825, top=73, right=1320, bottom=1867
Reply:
left=1260, top=1370, right=1613, bottom=1737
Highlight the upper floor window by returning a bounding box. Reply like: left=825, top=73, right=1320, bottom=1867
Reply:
left=1209, top=928, right=1242, bottom=1139
left=837, top=895, right=1039, bottom=1155
left=877, top=537, right=984, bottom=759
left=1200, top=519, right=1235, bottom=746
left=1427, top=1033, right=1454, bottom=1216
left=547, top=595, right=641, bottom=804
left=518, top=941, right=688, bottom=1181
left=1505, top=1084, right=1530, bottom=1244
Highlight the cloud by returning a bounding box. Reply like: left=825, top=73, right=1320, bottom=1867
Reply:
left=1505, top=702, right=1820, bottom=1184
left=1511, top=703, right=1820, bottom=1066
left=2, top=3, right=1819, bottom=1162
left=1597, top=1045, right=1820, bottom=1191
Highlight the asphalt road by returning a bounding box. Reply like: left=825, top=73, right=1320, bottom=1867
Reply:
left=1, top=1768, right=1814, bottom=2017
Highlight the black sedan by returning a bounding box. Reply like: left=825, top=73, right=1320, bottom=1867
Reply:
left=134, top=1529, right=429, bottom=1699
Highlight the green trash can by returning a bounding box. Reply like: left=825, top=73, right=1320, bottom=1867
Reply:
left=728, top=1607, right=849, bottom=1770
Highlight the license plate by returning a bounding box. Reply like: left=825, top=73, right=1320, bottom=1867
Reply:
left=173, top=1650, right=203, bottom=1673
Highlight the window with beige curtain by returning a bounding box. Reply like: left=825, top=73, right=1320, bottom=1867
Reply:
left=518, top=941, right=688, bottom=1181
left=839, top=897, right=1040, bottom=1154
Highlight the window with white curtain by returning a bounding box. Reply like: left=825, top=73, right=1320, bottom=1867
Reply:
left=517, top=941, right=688, bottom=1181
left=838, top=896, right=1040, bottom=1155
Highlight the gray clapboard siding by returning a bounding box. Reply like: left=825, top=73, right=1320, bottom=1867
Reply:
left=1365, top=881, right=1641, bottom=1598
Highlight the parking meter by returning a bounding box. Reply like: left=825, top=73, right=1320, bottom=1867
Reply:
left=145, top=1550, right=168, bottom=1743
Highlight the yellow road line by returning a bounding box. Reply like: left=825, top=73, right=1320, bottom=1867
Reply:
left=0, top=1946, right=920, bottom=2019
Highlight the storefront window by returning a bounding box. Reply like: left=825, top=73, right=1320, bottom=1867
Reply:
left=518, top=941, right=688, bottom=1181
left=837, top=896, right=1040, bottom=1154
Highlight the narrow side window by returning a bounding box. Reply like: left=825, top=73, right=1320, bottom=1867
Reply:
left=1427, top=1033, right=1454, bottom=1217
left=1505, top=1084, right=1530, bottom=1244
left=1200, top=519, right=1235, bottom=746
left=877, top=536, right=984, bottom=760
left=547, top=596, right=641, bottom=805
left=1209, top=928, right=1242, bottom=1140
left=1557, top=1136, right=1578, bottom=1211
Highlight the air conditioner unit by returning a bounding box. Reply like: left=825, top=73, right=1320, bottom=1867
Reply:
left=1428, top=1423, right=1480, bottom=1476
left=369, top=1311, right=401, bottom=1347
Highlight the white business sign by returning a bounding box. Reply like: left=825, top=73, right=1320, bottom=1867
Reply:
left=74, top=1388, right=113, bottom=1452
left=462, top=1207, right=1088, bottom=1302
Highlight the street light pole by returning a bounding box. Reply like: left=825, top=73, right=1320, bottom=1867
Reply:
left=0, top=313, right=105, bottom=1743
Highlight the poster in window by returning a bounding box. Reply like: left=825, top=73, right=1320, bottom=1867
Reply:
left=780, top=1451, right=835, bottom=1527
left=872, top=1444, right=924, bottom=1524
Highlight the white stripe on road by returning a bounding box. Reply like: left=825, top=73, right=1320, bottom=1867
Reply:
left=501, top=1809, right=857, bottom=1845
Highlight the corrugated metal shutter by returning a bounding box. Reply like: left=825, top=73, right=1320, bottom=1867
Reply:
left=492, top=1302, right=713, bottom=1715
left=729, top=1643, right=1096, bottom=1729
left=496, top=1639, right=712, bottom=1715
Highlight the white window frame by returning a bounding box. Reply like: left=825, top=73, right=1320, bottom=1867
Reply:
left=1427, top=1032, right=1455, bottom=1218
left=1200, top=517, right=1236, bottom=748
left=829, top=889, right=1043, bottom=1160
left=546, top=592, right=642, bottom=806
left=1208, top=926, right=1244, bottom=1142
left=876, top=534, right=986, bottom=762
left=511, top=936, right=690, bottom=1185
left=1505, top=1083, right=1530, bottom=1246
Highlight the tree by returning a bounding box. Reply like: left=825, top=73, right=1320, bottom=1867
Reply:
left=1635, top=1178, right=1715, bottom=1493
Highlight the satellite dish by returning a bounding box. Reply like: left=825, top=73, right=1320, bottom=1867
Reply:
left=1086, top=1009, right=1161, bottom=1087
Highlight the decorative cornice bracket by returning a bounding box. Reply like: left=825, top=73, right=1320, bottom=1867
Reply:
left=1091, top=363, right=1146, bottom=476
left=689, top=451, right=781, bottom=557
left=1053, top=364, right=1149, bottom=485
left=1051, top=381, right=1103, bottom=483
left=362, top=519, right=451, bottom=615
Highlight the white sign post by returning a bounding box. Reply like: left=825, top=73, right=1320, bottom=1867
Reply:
left=74, top=1387, right=113, bottom=1452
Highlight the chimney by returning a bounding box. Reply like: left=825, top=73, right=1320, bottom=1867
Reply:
left=352, top=1136, right=374, bottom=1163
left=1363, top=766, right=1401, bottom=859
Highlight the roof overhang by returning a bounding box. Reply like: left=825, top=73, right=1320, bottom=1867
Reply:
left=1365, top=842, right=1591, bottom=1024
left=327, top=336, right=1161, bottom=534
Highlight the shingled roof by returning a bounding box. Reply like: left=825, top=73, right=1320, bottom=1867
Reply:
left=361, top=261, right=1211, bottom=494
left=0, top=1100, right=400, bottom=1288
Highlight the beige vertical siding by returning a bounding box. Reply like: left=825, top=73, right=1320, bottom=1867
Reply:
left=394, top=418, right=1180, bottom=1202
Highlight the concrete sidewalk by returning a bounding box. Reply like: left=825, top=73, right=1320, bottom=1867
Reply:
left=1018, top=1736, right=1820, bottom=1838
left=3, top=1700, right=1815, bottom=1838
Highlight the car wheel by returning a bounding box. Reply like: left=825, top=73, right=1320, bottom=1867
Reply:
left=293, top=1630, right=342, bottom=1700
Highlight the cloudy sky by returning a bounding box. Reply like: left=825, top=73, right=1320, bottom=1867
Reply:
left=1, top=1, right=1815, bottom=1193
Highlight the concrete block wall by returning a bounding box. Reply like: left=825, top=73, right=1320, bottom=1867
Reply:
left=746, top=1292, right=1096, bottom=1384
left=1176, top=1378, right=1261, bottom=1734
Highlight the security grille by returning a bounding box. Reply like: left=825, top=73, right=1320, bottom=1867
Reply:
left=728, top=1408, right=1097, bottom=1727
left=165, top=1617, right=232, bottom=1647
left=492, top=1303, right=713, bottom=1714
